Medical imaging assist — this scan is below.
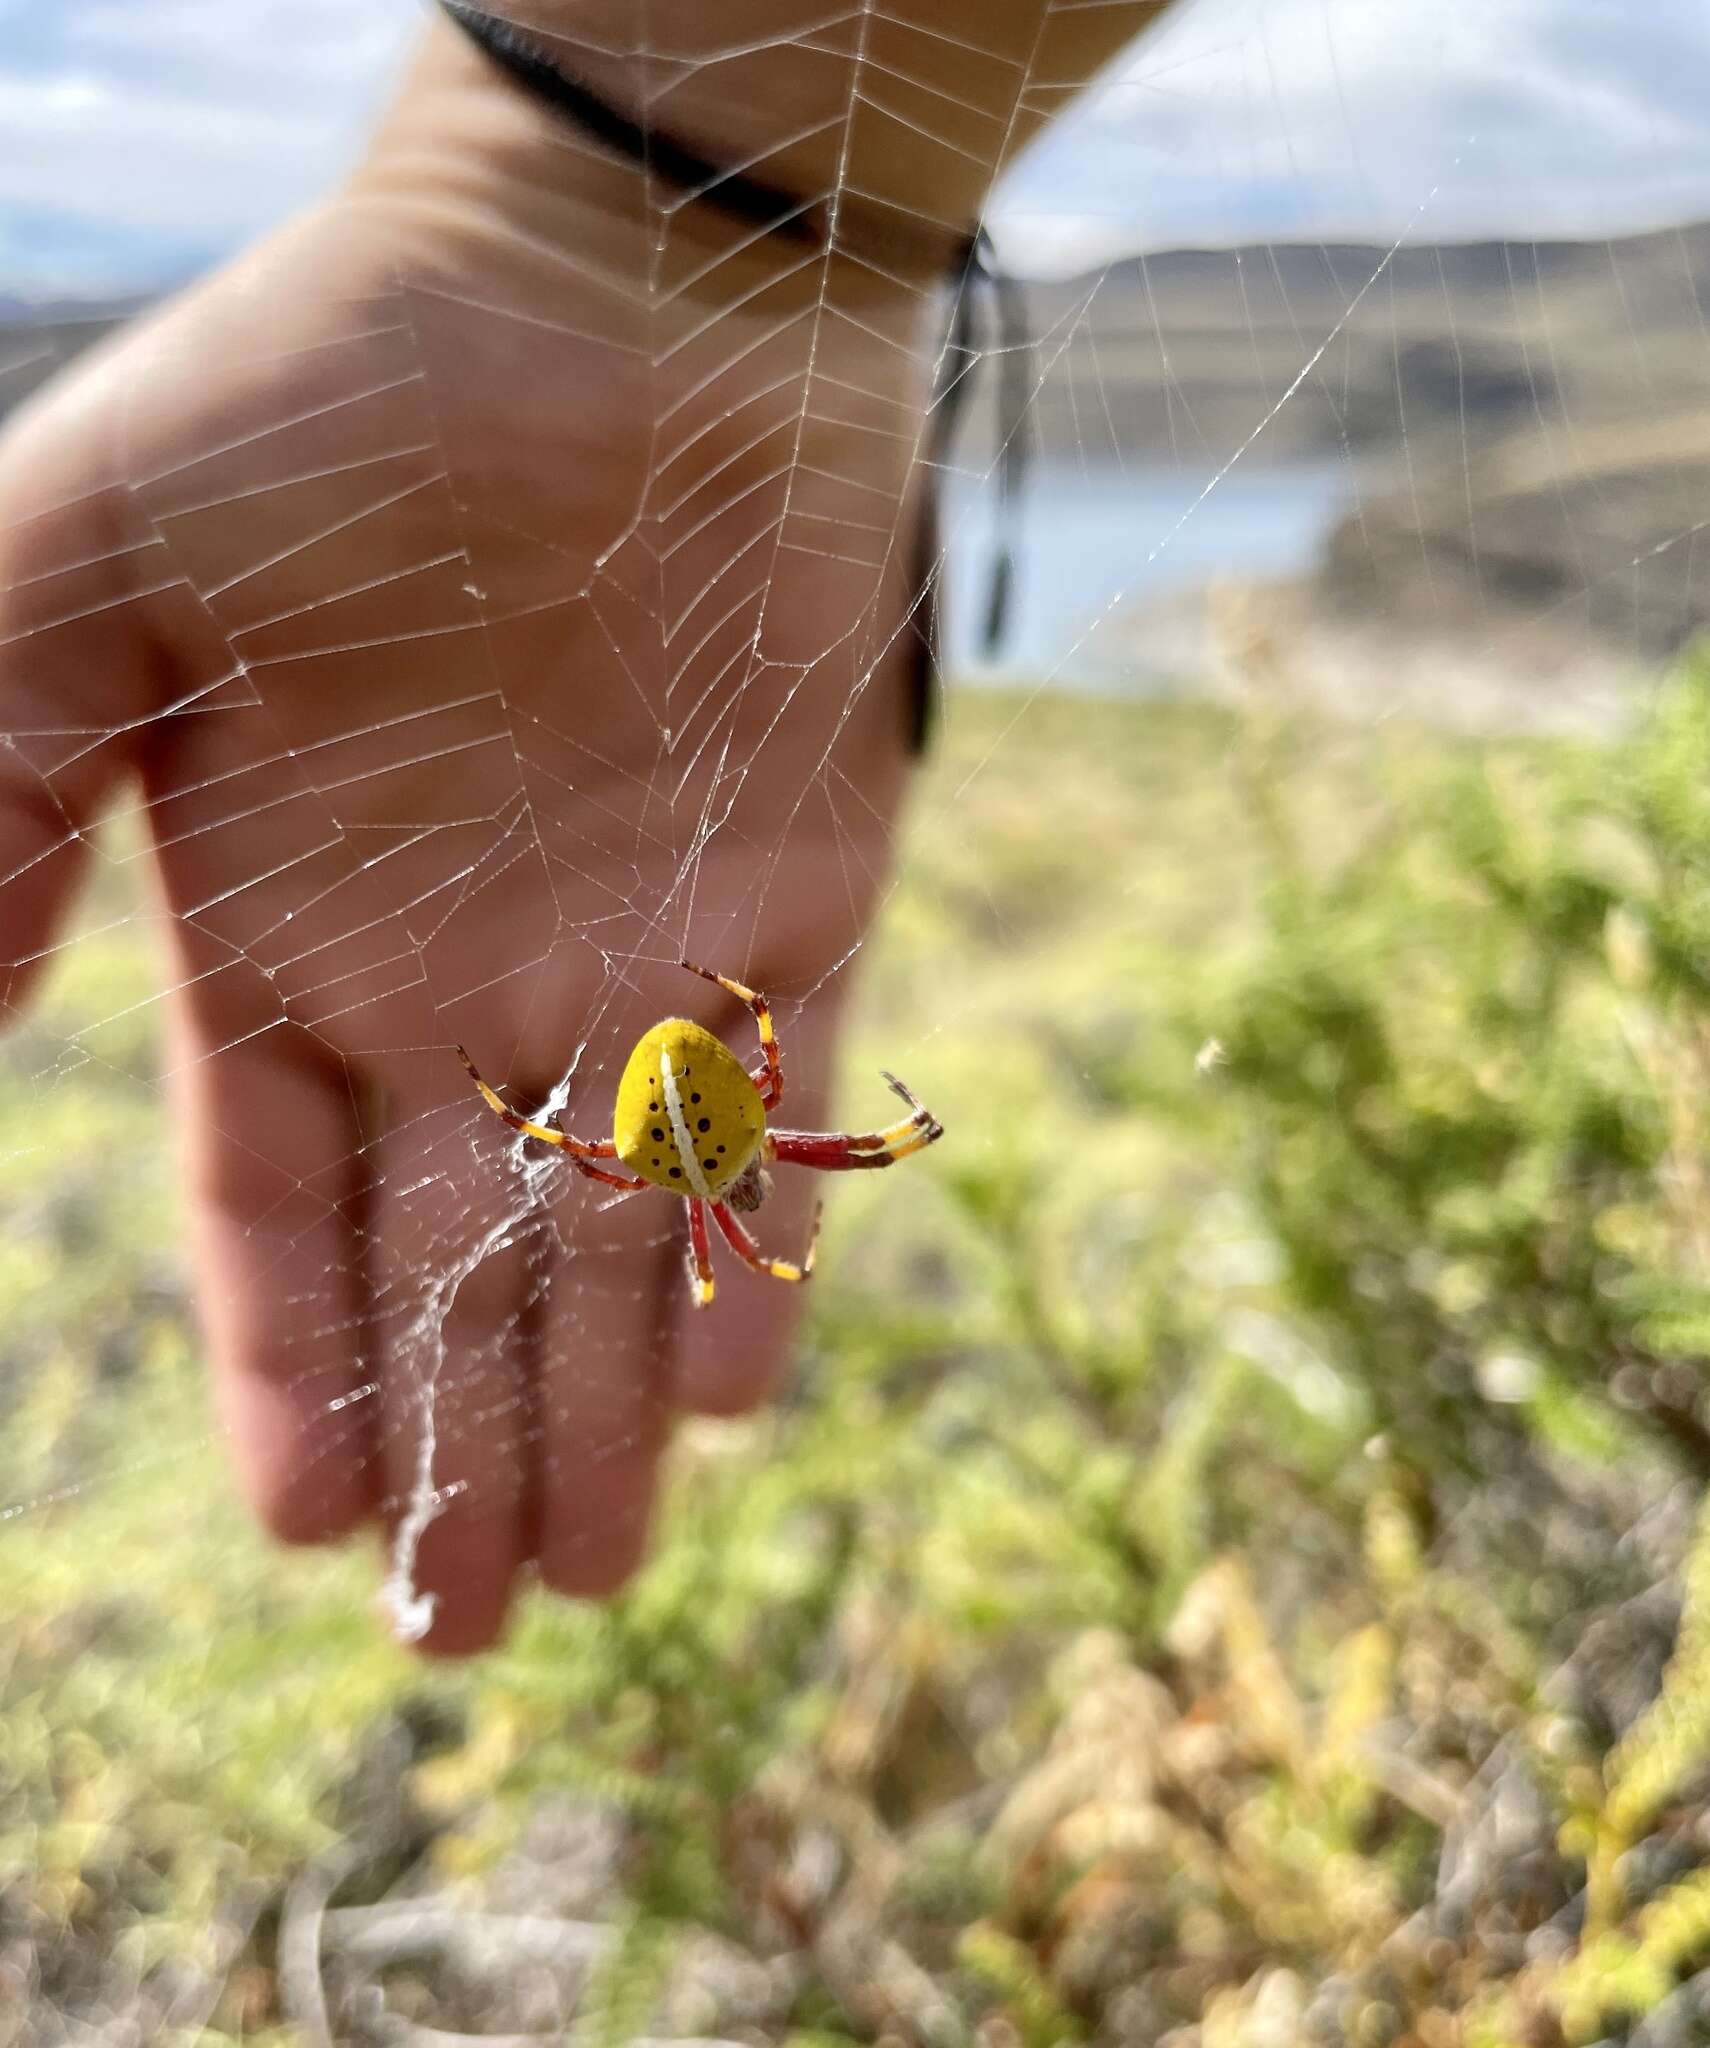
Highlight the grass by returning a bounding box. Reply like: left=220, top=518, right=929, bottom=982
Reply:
left=6, top=665, right=1710, bottom=2043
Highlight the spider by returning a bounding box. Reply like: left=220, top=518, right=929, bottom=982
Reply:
left=456, top=960, right=944, bottom=1307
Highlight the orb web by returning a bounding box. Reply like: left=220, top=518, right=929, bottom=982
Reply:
left=2, top=0, right=1709, bottom=1643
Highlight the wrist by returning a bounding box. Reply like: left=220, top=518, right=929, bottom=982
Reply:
left=343, top=11, right=964, bottom=325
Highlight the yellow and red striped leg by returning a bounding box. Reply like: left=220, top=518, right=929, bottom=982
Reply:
left=686, top=1198, right=716, bottom=1308
left=457, top=1044, right=645, bottom=1189
left=680, top=960, right=783, bottom=1108
left=710, top=1198, right=821, bottom=1283
left=769, top=1071, right=943, bottom=1172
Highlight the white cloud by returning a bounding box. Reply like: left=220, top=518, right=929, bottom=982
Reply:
left=991, top=0, right=1710, bottom=274
left=5, top=0, right=1710, bottom=295
left=60, top=0, right=421, bottom=94
left=0, top=0, right=420, bottom=293
left=0, top=78, right=330, bottom=240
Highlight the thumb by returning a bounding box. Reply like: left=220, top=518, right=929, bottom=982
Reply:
left=0, top=381, right=161, bottom=1013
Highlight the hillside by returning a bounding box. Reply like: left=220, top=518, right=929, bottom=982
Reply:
left=0, top=302, right=135, bottom=428
left=1016, top=221, right=1710, bottom=469
left=1013, top=223, right=1710, bottom=681
left=7, top=222, right=1710, bottom=679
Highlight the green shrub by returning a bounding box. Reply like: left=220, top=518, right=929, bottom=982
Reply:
left=13, top=662, right=1710, bottom=2039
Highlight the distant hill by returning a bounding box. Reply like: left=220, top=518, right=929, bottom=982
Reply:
left=8, top=225, right=1710, bottom=676
left=0, top=301, right=140, bottom=431
left=1006, top=220, right=1710, bottom=469
left=10, top=227, right=1709, bottom=471
left=1011, top=223, right=1710, bottom=674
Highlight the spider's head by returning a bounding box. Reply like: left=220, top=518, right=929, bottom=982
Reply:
left=724, top=1157, right=772, bottom=1213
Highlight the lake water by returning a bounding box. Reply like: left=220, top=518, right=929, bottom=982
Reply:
left=942, top=461, right=1353, bottom=684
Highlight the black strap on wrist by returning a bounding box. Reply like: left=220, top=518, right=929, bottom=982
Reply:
left=439, top=0, right=829, bottom=250
left=435, top=0, right=1032, bottom=749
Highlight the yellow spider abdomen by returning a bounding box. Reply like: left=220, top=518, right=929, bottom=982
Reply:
left=612, top=1018, right=764, bottom=1198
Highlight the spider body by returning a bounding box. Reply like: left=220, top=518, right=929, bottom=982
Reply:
left=612, top=1019, right=764, bottom=1199
left=457, top=960, right=943, bottom=1308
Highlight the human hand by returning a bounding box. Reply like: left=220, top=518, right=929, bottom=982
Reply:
left=0, top=0, right=1167, bottom=1652
left=0, top=22, right=932, bottom=1653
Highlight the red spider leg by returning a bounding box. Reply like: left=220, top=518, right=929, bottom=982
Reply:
left=575, top=1159, right=652, bottom=1194
left=769, top=1070, right=944, bottom=1170
left=680, top=960, right=783, bottom=1109
left=686, top=1199, right=716, bottom=1308
left=710, top=1197, right=821, bottom=1283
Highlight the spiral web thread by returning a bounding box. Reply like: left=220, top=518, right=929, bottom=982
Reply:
left=2, top=0, right=1709, bottom=1637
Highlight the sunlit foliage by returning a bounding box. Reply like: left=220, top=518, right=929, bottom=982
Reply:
left=9, top=661, right=1710, bottom=2040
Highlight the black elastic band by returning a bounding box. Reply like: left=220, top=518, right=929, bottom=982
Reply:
left=983, top=257, right=1032, bottom=658
left=436, top=0, right=1032, bottom=744
left=439, top=1, right=827, bottom=248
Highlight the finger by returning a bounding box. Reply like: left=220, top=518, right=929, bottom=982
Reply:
left=670, top=1172, right=820, bottom=1415
left=371, top=1077, right=538, bottom=1657
left=0, top=410, right=161, bottom=1013
left=453, top=972, right=688, bottom=1606
left=669, top=968, right=838, bottom=1417
left=533, top=1155, right=677, bottom=1599
left=0, top=746, right=94, bottom=1019
left=661, top=589, right=918, bottom=1414
left=174, top=1020, right=376, bottom=1545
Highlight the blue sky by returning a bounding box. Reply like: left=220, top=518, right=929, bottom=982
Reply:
left=0, top=0, right=417, bottom=298
left=3, top=0, right=1710, bottom=298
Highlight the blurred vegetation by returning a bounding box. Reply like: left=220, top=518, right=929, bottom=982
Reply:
left=9, top=655, right=1710, bottom=2042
